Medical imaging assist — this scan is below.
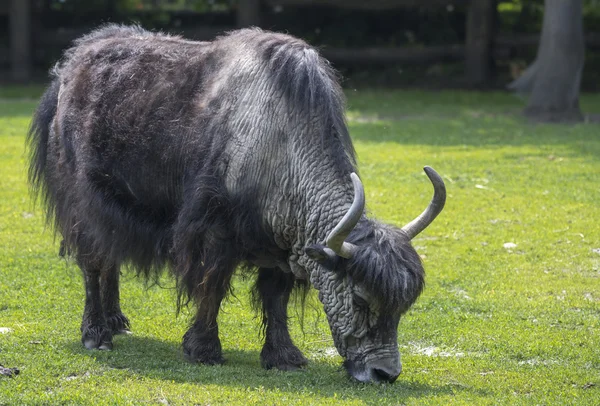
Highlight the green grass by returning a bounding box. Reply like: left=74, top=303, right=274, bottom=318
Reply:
left=1, top=87, right=600, bottom=405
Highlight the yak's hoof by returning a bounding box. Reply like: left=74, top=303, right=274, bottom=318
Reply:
left=183, top=347, right=225, bottom=365
left=183, top=343, right=225, bottom=365
left=182, top=331, right=224, bottom=365
left=261, top=343, right=308, bottom=371
left=81, top=325, right=113, bottom=351
left=106, top=312, right=131, bottom=335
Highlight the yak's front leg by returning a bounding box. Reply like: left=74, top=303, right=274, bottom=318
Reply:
left=78, top=254, right=113, bottom=350
left=256, top=268, right=308, bottom=371
left=100, top=266, right=130, bottom=335
left=183, top=290, right=226, bottom=365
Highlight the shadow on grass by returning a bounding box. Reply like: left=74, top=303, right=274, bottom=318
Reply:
left=346, top=116, right=600, bottom=165
left=66, top=335, right=487, bottom=402
left=0, top=100, right=38, bottom=118
left=350, top=114, right=598, bottom=143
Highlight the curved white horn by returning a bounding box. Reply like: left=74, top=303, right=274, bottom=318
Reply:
left=326, top=173, right=365, bottom=259
left=401, top=166, right=446, bottom=239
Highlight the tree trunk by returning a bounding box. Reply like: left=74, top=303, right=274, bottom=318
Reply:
left=237, top=0, right=261, bottom=28
left=508, top=0, right=585, bottom=122
left=465, top=0, right=496, bottom=85
left=9, top=0, right=32, bottom=83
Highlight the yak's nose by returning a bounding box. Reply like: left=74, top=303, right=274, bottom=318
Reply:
left=345, top=358, right=402, bottom=383
left=347, top=360, right=402, bottom=383
left=371, top=366, right=401, bottom=383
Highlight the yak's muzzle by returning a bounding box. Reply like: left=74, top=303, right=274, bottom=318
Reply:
left=344, top=358, right=402, bottom=384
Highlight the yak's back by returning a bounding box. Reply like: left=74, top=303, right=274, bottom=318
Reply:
left=54, top=25, right=353, bottom=164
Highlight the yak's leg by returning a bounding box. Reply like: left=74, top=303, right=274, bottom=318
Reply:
left=100, top=266, right=130, bottom=335
left=256, top=268, right=308, bottom=371
left=176, top=207, right=236, bottom=364
left=183, top=290, right=226, bottom=365
left=78, top=254, right=113, bottom=350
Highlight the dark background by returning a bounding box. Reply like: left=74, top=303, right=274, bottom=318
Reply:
left=1, top=0, right=599, bottom=89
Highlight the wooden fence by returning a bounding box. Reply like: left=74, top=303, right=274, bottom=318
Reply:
left=4, top=0, right=597, bottom=85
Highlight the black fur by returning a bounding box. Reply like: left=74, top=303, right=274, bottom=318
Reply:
left=346, top=220, right=424, bottom=313
left=27, top=79, right=60, bottom=216
left=253, top=268, right=308, bottom=370
left=305, top=219, right=425, bottom=314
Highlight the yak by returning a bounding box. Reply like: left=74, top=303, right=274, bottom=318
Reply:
left=28, top=25, right=446, bottom=384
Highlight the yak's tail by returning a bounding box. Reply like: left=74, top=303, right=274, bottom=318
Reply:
left=27, top=79, right=59, bottom=207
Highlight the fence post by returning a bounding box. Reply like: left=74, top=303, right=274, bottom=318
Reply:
left=465, top=0, right=496, bottom=85
left=9, top=0, right=32, bottom=82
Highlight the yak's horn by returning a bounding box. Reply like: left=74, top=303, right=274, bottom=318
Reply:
left=326, top=172, right=365, bottom=259
left=401, top=166, right=446, bottom=240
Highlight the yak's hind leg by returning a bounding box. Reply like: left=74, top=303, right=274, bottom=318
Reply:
left=78, top=252, right=115, bottom=350
left=255, top=268, right=308, bottom=371
left=101, top=267, right=130, bottom=335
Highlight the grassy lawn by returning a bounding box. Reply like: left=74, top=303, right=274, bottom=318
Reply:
left=1, top=87, right=599, bottom=405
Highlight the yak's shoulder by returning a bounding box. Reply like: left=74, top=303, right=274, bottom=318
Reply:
left=216, top=28, right=315, bottom=57
left=213, top=28, right=335, bottom=86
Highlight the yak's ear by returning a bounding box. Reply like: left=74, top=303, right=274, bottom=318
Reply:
left=305, top=244, right=337, bottom=264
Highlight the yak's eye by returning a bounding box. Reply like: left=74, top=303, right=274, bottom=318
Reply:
left=353, top=295, right=369, bottom=309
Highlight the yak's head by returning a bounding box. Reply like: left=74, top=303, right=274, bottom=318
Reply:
left=306, top=167, right=445, bottom=384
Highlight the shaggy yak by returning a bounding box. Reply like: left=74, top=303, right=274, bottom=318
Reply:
left=28, top=25, right=446, bottom=384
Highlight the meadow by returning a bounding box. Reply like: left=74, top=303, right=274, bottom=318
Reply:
left=1, top=86, right=599, bottom=405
